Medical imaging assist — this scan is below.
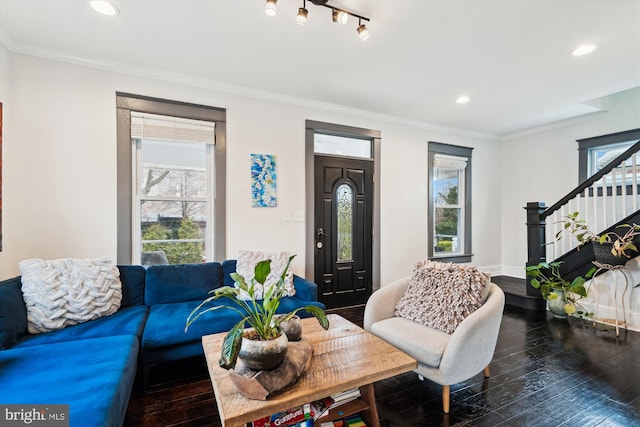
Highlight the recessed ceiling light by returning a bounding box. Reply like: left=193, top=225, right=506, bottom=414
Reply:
left=91, top=1, right=119, bottom=16
left=571, top=44, right=597, bottom=56
left=456, top=95, right=470, bottom=104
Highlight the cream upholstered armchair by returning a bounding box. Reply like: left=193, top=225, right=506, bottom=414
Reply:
left=364, top=277, right=505, bottom=413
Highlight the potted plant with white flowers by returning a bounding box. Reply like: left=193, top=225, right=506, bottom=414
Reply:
left=185, top=255, right=329, bottom=370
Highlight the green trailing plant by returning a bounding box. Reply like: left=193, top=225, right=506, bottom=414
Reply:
left=554, top=211, right=640, bottom=258
left=526, top=261, right=596, bottom=317
left=184, top=255, right=329, bottom=370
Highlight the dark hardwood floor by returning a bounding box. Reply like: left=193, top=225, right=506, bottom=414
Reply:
left=125, top=305, right=640, bottom=426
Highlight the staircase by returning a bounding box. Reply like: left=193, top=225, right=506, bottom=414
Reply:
left=492, top=275, right=544, bottom=311
left=502, top=138, right=640, bottom=310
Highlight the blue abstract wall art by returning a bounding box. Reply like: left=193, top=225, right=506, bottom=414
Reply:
left=251, top=154, right=277, bottom=207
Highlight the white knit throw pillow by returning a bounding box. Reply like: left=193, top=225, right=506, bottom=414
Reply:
left=19, top=257, right=122, bottom=334
left=235, top=250, right=295, bottom=300
left=394, top=261, right=490, bottom=334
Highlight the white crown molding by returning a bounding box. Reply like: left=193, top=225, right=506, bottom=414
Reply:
left=500, top=110, right=609, bottom=141
left=0, top=26, right=14, bottom=50
left=2, top=39, right=498, bottom=141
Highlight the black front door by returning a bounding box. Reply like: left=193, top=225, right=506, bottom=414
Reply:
left=314, top=155, right=373, bottom=308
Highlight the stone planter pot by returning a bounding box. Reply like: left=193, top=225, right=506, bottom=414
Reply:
left=238, top=331, right=288, bottom=371
left=277, top=315, right=302, bottom=341
left=547, top=289, right=568, bottom=319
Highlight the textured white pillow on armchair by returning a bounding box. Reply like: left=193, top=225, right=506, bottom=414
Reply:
left=19, top=257, right=122, bottom=334
left=394, top=261, right=490, bottom=334
left=235, top=250, right=295, bottom=300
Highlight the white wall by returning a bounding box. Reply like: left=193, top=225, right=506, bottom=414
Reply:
left=0, top=43, right=9, bottom=98
left=0, top=43, right=10, bottom=275
left=0, top=50, right=503, bottom=285
left=378, top=120, right=503, bottom=282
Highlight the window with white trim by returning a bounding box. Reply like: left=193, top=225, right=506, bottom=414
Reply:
left=428, top=142, right=473, bottom=262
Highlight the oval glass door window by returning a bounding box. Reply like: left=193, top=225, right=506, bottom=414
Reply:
left=336, top=184, right=353, bottom=261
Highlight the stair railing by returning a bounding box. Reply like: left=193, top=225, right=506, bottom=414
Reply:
left=525, top=139, right=640, bottom=296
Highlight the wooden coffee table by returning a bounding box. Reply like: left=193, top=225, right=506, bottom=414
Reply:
left=202, top=314, right=417, bottom=427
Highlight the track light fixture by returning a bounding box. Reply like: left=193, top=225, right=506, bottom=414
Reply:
left=332, top=9, right=348, bottom=25
left=357, top=19, right=369, bottom=41
left=265, top=0, right=370, bottom=41
left=297, top=0, right=308, bottom=25
left=264, top=0, right=277, bottom=17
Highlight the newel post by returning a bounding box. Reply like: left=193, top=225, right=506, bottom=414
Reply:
left=525, top=202, right=547, bottom=297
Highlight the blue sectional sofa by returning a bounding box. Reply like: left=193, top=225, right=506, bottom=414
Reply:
left=0, top=260, right=324, bottom=427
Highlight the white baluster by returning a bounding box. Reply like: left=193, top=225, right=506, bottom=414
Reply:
left=633, top=152, right=638, bottom=212
left=554, top=209, right=562, bottom=260
left=569, top=196, right=579, bottom=252
left=621, top=157, right=627, bottom=217
left=601, top=173, right=608, bottom=232
left=611, top=168, right=618, bottom=224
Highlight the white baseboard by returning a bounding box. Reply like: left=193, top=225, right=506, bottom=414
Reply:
left=498, top=265, right=526, bottom=279
left=574, top=300, right=640, bottom=333
left=477, top=264, right=503, bottom=277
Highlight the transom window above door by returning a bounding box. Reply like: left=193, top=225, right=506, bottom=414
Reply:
left=314, top=133, right=372, bottom=158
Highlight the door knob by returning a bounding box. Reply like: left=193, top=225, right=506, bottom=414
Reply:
left=317, top=228, right=327, bottom=239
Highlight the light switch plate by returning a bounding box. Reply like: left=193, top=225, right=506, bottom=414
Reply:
left=294, top=210, right=304, bottom=222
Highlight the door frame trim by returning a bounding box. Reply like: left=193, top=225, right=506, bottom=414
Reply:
left=305, top=120, right=381, bottom=293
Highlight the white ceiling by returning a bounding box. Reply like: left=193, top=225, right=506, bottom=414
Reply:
left=1, top=0, right=639, bottom=137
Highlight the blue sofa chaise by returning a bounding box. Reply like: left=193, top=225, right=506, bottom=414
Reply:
left=0, top=260, right=324, bottom=427
left=0, top=265, right=146, bottom=427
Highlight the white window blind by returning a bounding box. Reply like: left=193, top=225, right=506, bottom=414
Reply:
left=131, top=112, right=215, bottom=145
left=433, top=153, right=467, bottom=170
